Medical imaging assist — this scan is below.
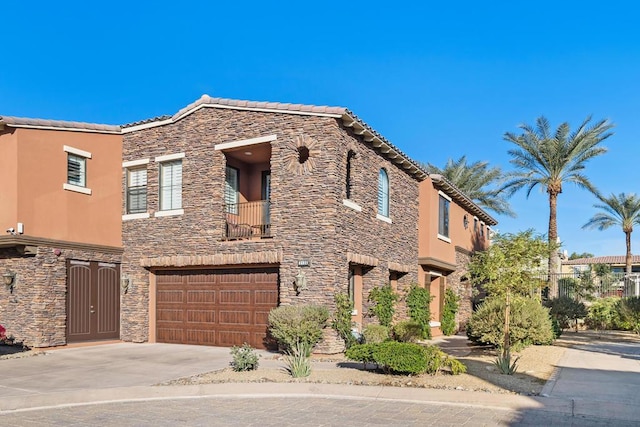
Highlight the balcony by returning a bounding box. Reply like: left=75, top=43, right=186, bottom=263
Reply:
left=224, top=200, right=271, bottom=240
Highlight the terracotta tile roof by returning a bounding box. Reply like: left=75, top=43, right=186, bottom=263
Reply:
left=563, top=255, right=640, bottom=265
left=0, top=116, right=121, bottom=133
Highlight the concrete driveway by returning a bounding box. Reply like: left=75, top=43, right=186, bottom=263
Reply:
left=0, top=343, right=239, bottom=398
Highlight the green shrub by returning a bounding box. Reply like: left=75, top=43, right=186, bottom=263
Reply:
left=372, top=341, right=427, bottom=375
left=446, top=356, right=467, bottom=375
left=368, top=285, right=397, bottom=327
left=406, top=285, right=433, bottom=339
left=586, top=297, right=620, bottom=330
left=466, top=296, right=554, bottom=351
left=551, top=318, right=562, bottom=339
left=268, top=304, right=329, bottom=352
left=391, top=320, right=423, bottom=342
left=345, top=343, right=377, bottom=369
left=441, top=288, right=459, bottom=336
left=544, top=296, right=587, bottom=332
left=284, top=340, right=312, bottom=378
left=362, top=324, right=389, bottom=344
left=230, top=343, right=260, bottom=372
left=345, top=342, right=466, bottom=376
left=617, top=296, right=640, bottom=334
left=332, top=293, right=357, bottom=349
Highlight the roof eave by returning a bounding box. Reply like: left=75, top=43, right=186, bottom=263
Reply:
left=340, top=111, right=428, bottom=181
left=429, top=174, right=498, bottom=226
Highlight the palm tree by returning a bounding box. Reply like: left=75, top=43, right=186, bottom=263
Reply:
left=423, top=156, right=514, bottom=217
left=502, top=116, right=614, bottom=276
left=583, top=193, right=640, bottom=275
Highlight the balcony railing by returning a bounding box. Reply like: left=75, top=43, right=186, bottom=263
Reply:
left=224, top=200, right=271, bottom=240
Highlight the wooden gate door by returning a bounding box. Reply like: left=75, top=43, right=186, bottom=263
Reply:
left=67, top=260, right=120, bottom=342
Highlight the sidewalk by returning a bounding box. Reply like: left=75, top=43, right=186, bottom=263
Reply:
left=0, top=334, right=639, bottom=423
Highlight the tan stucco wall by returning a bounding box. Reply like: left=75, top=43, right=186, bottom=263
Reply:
left=418, top=177, right=489, bottom=264
left=0, top=130, right=19, bottom=230
left=10, top=128, right=122, bottom=247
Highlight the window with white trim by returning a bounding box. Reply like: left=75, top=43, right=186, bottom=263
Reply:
left=126, top=167, right=147, bottom=214
left=67, top=154, right=86, bottom=187
left=159, top=160, right=182, bottom=210
left=225, top=166, right=239, bottom=214
left=438, top=194, right=450, bottom=238
left=377, top=168, right=389, bottom=217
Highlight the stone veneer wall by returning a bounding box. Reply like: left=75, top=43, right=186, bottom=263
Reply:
left=446, top=247, right=475, bottom=332
left=121, top=107, right=420, bottom=350
left=0, top=245, right=122, bottom=348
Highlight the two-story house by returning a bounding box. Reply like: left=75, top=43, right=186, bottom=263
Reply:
left=0, top=95, right=498, bottom=351
left=0, top=116, right=123, bottom=348
left=118, top=96, right=424, bottom=350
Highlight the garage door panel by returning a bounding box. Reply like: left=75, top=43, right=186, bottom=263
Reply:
left=186, top=329, right=216, bottom=344
left=255, top=290, right=277, bottom=305
left=219, top=310, right=251, bottom=325
left=187, top=309, right=216, bottom=323
left=158, top=309, right=183, bottom=322
left=156, top=267, right=278, bottom=349
left=218, top=331, right=251, bottom=347
left=219, top=290, right=251, bottom=304
left=187, top=290, right=216, bottom=303
left=254, top=310, right=271, bottom=326
left=158, top=290, right=184, bottom=303
left=157, top=328, right=183, bottom=343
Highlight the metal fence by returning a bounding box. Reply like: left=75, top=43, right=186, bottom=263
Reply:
left=541, top=272, right=640, bottom=301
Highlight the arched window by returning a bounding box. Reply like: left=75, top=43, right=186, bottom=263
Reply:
left=346, top=151, right=355, bottom=199
left=378, top=168, right=389, bottom=217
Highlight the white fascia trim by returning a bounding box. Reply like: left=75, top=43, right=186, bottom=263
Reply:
left=437, top=234, right=452, bottom=243
left=342, top=199, right=362, bottom=212
left=64, top=145, right=92, bottom=158
left=376, top=213, right=392, bottom=224
left=10, top=124, right=120, bottom=134
left=155, top=153, right=185, bottom=162
left=182, top=104, right=342, bottom=121
left=215, top=134, right=277, bottom=151
left=438, top=190, right=452, bottom=202
left=154, top=209, right=184, bottom=217
left=121, top=119, right=173, bottom=133
left=123, top=158, right=150, bottom=168
left=429, top=321, right=442, bottom=327
left=122, top=212, right=150, bottom=221
left=122, top=104, right=342, bottom=133
left=63, top=183, right=92, bottom=195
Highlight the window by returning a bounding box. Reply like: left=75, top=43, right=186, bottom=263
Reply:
left=377, top=168, right=389, bottom=217
left=159, top=160, right=182, bottom=211
left=67, top=154, right=86, bottom=187
left=346, top=151, right=355, bottom=199
left=126, top=167, right=147, bottom=214
left=438, top=194, right=450, bottom=238
left=63, top=145, right=92, bottom=195
left=225, top=166, right=239, bottom=214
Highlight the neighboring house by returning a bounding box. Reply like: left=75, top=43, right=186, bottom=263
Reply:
left=0, top=116, right=123, bottom=348
left=0, top=95, right=498, bottom=351
left=418, top=174, right=497, bottom=333
left=562, top=255, right=640, bottom=274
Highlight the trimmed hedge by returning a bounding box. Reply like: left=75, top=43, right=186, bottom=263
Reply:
left=268, top=305, right=329, bottom=352
left=466, top=296, right=554, bottom=351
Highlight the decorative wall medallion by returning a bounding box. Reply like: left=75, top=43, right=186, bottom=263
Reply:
left=284, top=134, right=321, bottom=175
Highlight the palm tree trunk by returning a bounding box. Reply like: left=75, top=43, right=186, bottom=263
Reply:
left=625, top=231, right=632, bottom=275
left=548, top=192, right=559, bottom=279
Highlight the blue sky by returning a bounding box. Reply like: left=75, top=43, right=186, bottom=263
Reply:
left=1, top=1, right=639, bottom=257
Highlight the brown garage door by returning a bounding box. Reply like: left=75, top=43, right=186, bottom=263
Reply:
left=156, top=267, right=279, bottom=349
